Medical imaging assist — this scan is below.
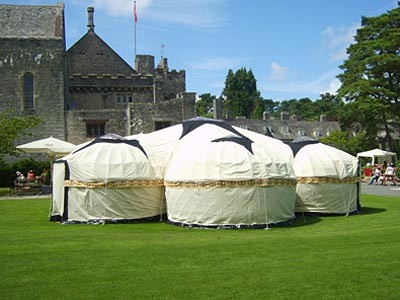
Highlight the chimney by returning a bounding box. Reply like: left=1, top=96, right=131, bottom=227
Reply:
left=281, top=111, right=289, bottom=121
left=87, top=7, right=95, bottom=32
left=213, top=98, right=223, bottom=119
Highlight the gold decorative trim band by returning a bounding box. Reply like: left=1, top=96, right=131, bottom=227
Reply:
left=297, top=176, right=361, bottom=184
left=64, top=179, right=165, bottom=189
left=165, top=178, right=297, bottom=188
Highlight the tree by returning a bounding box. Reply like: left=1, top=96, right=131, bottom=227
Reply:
left=222, top=68, right=262, bottom=119
left=314, top=93, right=344, bottom=121
left=337, top=6, right=400, bottom=151
left=0, top=110, right=43, bottom=158
left=319, top=131, right=377, bottom=156
left=195, top=93, right=216, bottom=118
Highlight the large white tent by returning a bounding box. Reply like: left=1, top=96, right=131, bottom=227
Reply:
left=51, top=135, right=165, bottom=223
left=164, top=122, right=297, bottom=228
left=356, top=148, right=397, bottom=165
left=290, top=138, right=360, bottom=215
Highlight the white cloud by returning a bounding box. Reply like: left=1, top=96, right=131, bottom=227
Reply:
left=91, top=0, right=227, bottom=29
left=190, top=57, right=244, bottom=71
left=262, top=69, right=341, bottom=98
left=321, top=23, right=359, bottom=61
left=270, top=62, right=288, bottom=80
left=323, top=78, right=341, bottom=95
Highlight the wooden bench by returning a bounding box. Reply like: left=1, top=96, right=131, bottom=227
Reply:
left=13, top=179, right=42, bottom=196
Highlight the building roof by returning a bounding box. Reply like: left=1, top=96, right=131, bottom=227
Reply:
left=227, top=118, right=340, bottom=142
left=0, top=3, right=64, bottom=40
left=66, top=31, right=136, bottom=76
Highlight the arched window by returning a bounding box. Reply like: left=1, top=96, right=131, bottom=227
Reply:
left=23, top=72, right=34, bottom=110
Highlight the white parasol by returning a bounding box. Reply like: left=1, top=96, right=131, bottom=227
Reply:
left=17, top=136, right=76, bottom=156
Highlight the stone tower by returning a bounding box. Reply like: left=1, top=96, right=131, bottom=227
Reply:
left=0, top=3, right=66, bottom=141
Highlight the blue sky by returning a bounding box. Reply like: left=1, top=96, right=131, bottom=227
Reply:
left=5, top=0, right=398, bottom=100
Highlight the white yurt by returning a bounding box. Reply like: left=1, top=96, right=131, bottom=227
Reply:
left=289, top=137, right=361, bottom=215
left=127, top=117, right=261, bottom=178
left=164, top=124, right=297, bottom=228
left=50, top=134, right=165, bottom=223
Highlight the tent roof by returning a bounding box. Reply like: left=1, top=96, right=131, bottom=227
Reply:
left=356, top=148, right=397, bottom=159
left=17, top=136, right=76, bottom=155
left=293, top=143, right=358, bottom=178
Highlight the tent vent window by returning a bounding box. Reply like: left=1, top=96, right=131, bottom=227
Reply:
left=23, top=72, right=34, bottom=111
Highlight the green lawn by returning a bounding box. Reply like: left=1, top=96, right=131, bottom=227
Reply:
left=0, top=187, right=11, bottom=197
left=0, top=195, right=399, bottom=300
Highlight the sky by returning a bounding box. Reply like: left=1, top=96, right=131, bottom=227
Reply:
left=3, top=0, right=399, bottom=101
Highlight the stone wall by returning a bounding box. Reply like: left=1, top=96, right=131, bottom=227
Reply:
left=127, top=92, right=195, bottom=134
left=0, top=38, right=66, bottom=141
left=65, top=109, right=127, bottom=144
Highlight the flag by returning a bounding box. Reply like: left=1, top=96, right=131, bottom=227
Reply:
left=134, top=1, right=138, bottom=23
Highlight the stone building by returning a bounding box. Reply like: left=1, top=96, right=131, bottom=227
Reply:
left=0, top=3, right=66, bottom=141
left=0, top=3, right=195, bottom=146
left=226, top=112, right=340, bottom=143
left=212, top=99, right=341, bottom=142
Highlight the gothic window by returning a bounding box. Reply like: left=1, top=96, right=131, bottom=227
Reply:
left=86, top=121, right=106, bottom=137
left=23, top=72, right=34, bottom=110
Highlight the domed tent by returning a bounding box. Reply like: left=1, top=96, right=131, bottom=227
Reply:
left=164, top=124, right=297, bottom=228
left=50, top=134, right=165, bottom=223
left=289, top=137, right=361, bottom=215
left=128, top=117, right=264, bottom=178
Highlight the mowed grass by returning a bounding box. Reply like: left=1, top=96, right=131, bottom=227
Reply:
left=1, top=195, right=400, bottom=300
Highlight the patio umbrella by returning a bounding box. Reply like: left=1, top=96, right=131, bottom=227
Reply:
left=16, top=136, right=76, bottom=156
left=16, top=137, right=77, bottom=189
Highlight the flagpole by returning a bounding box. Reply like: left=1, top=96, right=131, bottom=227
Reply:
left=134, top=0, right=137, bottom=61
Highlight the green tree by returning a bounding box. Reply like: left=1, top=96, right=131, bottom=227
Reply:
left=320, top=131, right=377, bottom=156
left=195, top=93, right=216, bottom=118
left=274, top=98, right=316, bottom=120
left=222, top=68, right=261, bottom=119
left=314, top=93, right=344, bottom=121
left=0, top=110, right=43, bottom=158
left=337, top=6, right=400, bottom=151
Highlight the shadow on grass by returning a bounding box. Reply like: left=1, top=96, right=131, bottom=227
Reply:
left=359, top=206, right=386, bottom=215
left=289, top=213, right=322, bottom=228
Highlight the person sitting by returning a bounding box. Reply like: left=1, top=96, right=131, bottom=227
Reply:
left=40, top=169, right=48, bottom=181
left=382, top=163, right=396, bottom=186
left=27, top=170, right=35, bottom=180
left=15, top=171, right=25, bottom=186
left=368, top=166, right=381, bottom=185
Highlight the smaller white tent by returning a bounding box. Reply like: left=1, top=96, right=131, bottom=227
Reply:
left=51, top=135, right=165, bottom=223
left=356, top=149, right=397, bottom=165
left=290, top=138, right=360, bottom=215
